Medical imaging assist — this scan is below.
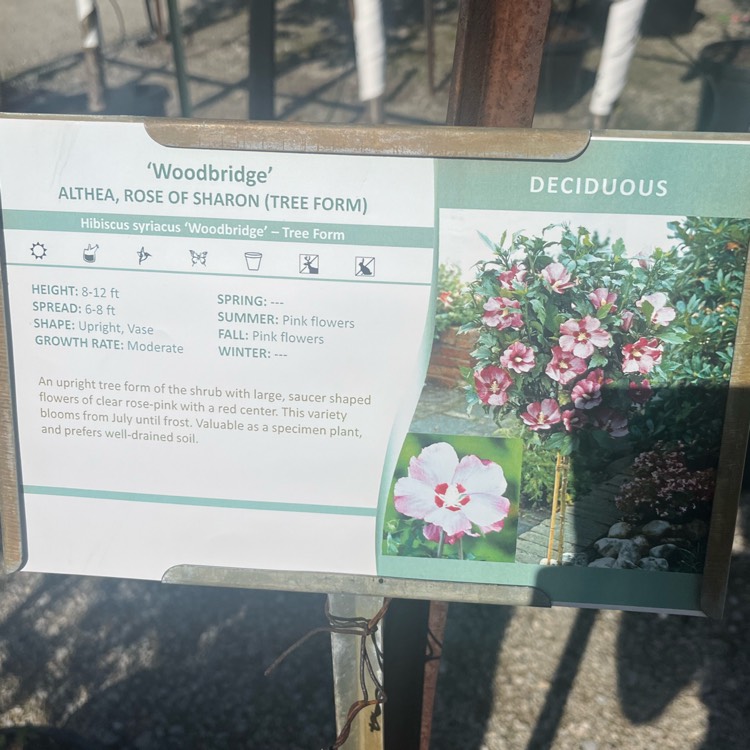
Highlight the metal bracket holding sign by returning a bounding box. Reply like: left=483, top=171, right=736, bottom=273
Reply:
left=1, top=117, right=749, bottom=625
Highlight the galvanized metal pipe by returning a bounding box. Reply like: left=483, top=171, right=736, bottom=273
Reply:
left=328, top=594, right=385, bottom=750
left=351, top=0, right=386, bottom=123
left=75, top=0, right=107, bottom=111
left=165, top=0, right=192, bottom=117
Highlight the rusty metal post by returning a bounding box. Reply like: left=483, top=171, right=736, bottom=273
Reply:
left=154, top=0, right=166, bottom=40
left=419, top=601, right=448, bottom=750
left=144, top=0, right=167, bottom=41
left=447, top=0, right=553, bottom=127
left=75, top=0, right=107, bottom=112
left=397, top=5, right=555, bottom=748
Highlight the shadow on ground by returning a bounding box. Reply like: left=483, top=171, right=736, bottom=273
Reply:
left=0, top=578, right=335, bottom=750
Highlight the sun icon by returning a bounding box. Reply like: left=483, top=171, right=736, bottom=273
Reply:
left=30, top=242, right=47, bottom=260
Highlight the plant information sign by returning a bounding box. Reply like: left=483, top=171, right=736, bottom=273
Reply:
left=1, top=116, right=749, bottom=615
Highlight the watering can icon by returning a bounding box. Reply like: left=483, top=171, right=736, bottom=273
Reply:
left=83, top=244, right=99, bottom=263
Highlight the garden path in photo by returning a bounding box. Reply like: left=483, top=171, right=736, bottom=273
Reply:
left=514, top=458, right=628, bottom=565
left=409, top=382, right=498, bottom=437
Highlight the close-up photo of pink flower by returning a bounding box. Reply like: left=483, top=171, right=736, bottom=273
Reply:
left=394, top=442, right=511, bottom=542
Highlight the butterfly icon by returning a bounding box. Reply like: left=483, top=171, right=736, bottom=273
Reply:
left=190, top=250, right=208, bottom=267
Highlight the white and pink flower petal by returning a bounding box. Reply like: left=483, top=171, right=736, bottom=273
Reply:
left=394, top=476, right=441, bottom=520
left=423, top=506, right=473, bottom=537
left=452, top=454, right=508, bottom=500
left=403, top=441, right=459, bottom=486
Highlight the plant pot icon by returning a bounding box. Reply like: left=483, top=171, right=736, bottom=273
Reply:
left=245, top=251, right=263, bottom=271
left=83, top=244, right=98, bottom=263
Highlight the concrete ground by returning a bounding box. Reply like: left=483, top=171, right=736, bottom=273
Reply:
left=2, top=1, right=750, bottom=749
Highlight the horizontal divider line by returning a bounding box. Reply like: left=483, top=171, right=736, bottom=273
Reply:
left=23, top=485, right=377, bottom=517
left=5, top=262, right=432, bottom=286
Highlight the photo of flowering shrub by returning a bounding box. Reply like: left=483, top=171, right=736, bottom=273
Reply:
left=429, top=212, right=750, bottom=572
left=383, top=434, right=521, bottom=562
left=464, top=223, right=678, bottom=456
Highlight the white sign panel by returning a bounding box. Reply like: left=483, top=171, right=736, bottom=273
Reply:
left=0, top=118, right=435, bottom=579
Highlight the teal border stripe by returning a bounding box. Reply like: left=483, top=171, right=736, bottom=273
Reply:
left=24, top=485, right=376, bottom=517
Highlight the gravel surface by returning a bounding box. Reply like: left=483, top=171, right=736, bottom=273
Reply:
left=2, top=1, right=750, bottom=748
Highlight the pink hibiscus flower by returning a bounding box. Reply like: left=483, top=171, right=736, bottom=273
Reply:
left=588, top=287, right=617, bottom=313
left=520, top=399, right=563, bottom=430
left=559, top=315, right=612, bottom=358
left=629, top=379, right=652, bottom=404
left=541, top=262, right=576, bottom=294
left=585, top=368, right=613, bottom=387
left=394, top=442, right=511, bottom=539
left=545, top=346, right=588, bottom=385
left=636, top=292, right=676, bottom=327
left=497, top=265, right=527, bottom=290
left=571, top=378, right=603, bottom=409
left=482, top=297, right=524, bottom=330
left=619, top=310, right=635, bottom=332
left=562, top=409, right=586, bottom=432
left=500, top=341, right=535, bottom=373
left=474, top=366, right=513, bottom=406
left=622, top=337, right=663, bottom=374
left=590, top=408, right=629, bottom=438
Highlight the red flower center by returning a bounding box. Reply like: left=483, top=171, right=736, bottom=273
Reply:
left=434, top=482, right=470, bottom=511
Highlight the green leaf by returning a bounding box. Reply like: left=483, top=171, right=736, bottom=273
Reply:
left=589, top=351, right=608, bottom=368
left=529, top=297, right=547, bottom=326
left=551, top=312, right=568, bottom=333
left=458, top=322, right=479, bottom=334
left=596, top=303, right=613, bottom=319
left=639, top=299, right=654, bottom=323
left=591, top=429, right=614, bottom=448
left=656, top=328, right=689, bottom=345
left=471, top=347, right=493, bottom=362
left=478, top=231, right=497, bottom=252
left=545, top=431, right=573, bottom=456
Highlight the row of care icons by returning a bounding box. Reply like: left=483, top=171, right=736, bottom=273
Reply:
left=248, top=252, right=375, bottom=277
left=29, top=242, right=377, bottom=277
left=30, top=242, right=150, bottom=265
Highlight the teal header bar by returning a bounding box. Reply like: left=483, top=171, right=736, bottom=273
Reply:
left=436, top=138, right=750, bottom=218
left=2, top=210, right=434, bottom=249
